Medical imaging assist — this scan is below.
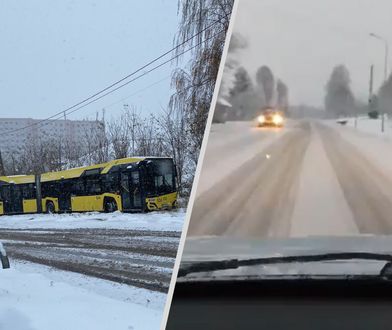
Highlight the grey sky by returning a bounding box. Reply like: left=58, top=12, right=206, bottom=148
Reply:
left=232, top=0, right=392, bottom=107
left=0, top=0, right=180, bottom=120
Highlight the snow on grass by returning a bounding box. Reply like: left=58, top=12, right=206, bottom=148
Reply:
left=0, top=261, right=166, bottom=330
left=324, top=117, right=392, bottom=181
left=332, top=115, right=392, bottom=139
left=0, top=209, right=186, bottom=231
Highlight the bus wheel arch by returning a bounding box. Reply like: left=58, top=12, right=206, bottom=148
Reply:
left=104, top=197, right=117, bottom=213
left=46, top=201, right=55, bottom=214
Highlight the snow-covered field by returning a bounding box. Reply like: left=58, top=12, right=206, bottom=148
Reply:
left=343, top=115, right=392, bottom=138
left=0, top=210, right=185, bottom=329
left=0, top=260, right=165, bottom=330
left=0, top=209, right=185, bottom=231
left=327, top=117, right=392, bottom=181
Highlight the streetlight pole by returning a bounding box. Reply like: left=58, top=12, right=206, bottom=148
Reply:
left=370, top=32, right=389, bottom=132
left=370, top=33, right=388, bottom=81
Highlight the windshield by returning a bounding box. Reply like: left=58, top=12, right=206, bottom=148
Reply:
left=177, top=0, right=392, bottom=281
left=144, top=159, right=176, bottom=196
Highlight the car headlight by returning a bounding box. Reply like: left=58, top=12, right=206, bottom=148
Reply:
left=258, top=115, right=265, bottom=123
left=272, top=114, right=283, bottom=125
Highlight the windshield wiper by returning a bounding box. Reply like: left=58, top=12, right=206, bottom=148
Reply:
left=178, top=252, right=392, bottom=278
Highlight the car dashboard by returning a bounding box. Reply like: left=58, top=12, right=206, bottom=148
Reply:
left=166, top=278, right=392, bottom=329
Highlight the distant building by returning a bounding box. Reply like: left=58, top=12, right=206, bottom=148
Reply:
left=0, top=118, right=104, bottom=155
left=213, top=98, right=232, bottom=123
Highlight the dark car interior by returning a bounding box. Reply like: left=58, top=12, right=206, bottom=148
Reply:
left=166, top=278, right=392, bottom=329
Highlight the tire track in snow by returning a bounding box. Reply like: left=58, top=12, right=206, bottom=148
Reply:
left=188, top=121, right=311, bottom=237
left=319, top=123, right=392, bottom=234
left=0, top=228, right=179, bottom=292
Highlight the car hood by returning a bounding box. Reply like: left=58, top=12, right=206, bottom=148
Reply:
left=179, top=235, right=392, bottom=280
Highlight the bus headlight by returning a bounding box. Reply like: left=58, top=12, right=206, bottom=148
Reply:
left=272, top=114, right=283, bottom=125
left=258, top=115, right=265, bottom=124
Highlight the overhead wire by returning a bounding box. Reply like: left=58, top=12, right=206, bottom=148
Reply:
left=0, top=17, right=228, bottom=136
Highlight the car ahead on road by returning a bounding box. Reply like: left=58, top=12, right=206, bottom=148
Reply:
left=166, top=236, right=392, bottom=329
left=257, top=108, right=284, bottom=127
left=0, top=242, right=10, bottom=269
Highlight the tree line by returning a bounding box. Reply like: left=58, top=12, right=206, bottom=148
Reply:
left=324, top=64, right=392, bottom=118
left=213, top=33, right=289, bottom=123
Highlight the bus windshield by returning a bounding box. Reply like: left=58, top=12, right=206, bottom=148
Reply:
left=144, top=159, right=176, bottom=196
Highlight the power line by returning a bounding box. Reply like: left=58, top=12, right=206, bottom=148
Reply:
left=80, top=75, right=171, bottom=120
left=66, top=78, right=214, bottom=163
left=0, top=18, right=228, bottom=137
left=102, top=75, right=171, bottom=110
left=1, top=28, right=225, bottom=136
left=63, top=30, right=223, bottom=119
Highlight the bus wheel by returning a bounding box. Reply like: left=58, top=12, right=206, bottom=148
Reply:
left=46, top=201, right=55, bottom=214
left=104, top=199, right=117, bottom=213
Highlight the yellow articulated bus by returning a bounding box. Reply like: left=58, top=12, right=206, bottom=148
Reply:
left=0, top=157, right=178, bottom=215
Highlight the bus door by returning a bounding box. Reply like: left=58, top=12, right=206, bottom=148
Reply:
left=121, top=170, right=143, bottom=211
left=120, top=172, right=131, bottom=210
left=130, top=170, right=142, bottom=210
left=1, top=184, right=23, bottom=214
left=58, top=180, right=72, bottom=212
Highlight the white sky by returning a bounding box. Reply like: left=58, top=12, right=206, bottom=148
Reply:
left=231, top=0, right=392, bottom=107
left=0, top=0, right=181, bottom=120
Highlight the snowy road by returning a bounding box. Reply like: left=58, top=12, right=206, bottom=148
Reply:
left=0, top=211, right=185, bottom=293
left=1, top=228, right=178, bottom=292
left=188, top=120, right=392, bottom=237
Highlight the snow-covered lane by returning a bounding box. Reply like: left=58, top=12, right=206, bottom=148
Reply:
left=0, top=261, right=165, bottom=330
left=1, top=227, right=180, bottom=292
left=188, top=119, right=392, bottom=238
left=290, top=123, right=358, bottom=237
left=0, top=209, right=185, bottom=231
left=196, top=120, right=291, bottom=196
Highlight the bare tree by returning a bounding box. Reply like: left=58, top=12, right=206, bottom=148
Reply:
left=17, top=135, right=62, bottom=174
left=0, top=151, right=5, bottom=176
left=169, top=0, right=234, bottom=156
left=63, top=136, right=85, bottom=168
left=157, top=107, right=189, bottom=194
left=82, top=121, right=109, bottom=164
left=136, top=115, right=164, bottom=156
left=107, top=111, right=132, bottom=159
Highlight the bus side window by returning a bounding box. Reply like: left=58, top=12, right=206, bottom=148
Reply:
left=86, top=176, right=101, bottom=195
left=21, top=183, right=36, bottom=199
left=131, top=172, right=140, bottom=185
left=102, top=173, right=119, bottom=194
left=76, top=178, right=86, bottom=196
left=0, top=185, right=10, bottom=201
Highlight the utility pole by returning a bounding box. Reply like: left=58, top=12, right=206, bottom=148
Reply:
left=0, top=150, right=5, bottom=176
left=370, top=33, right=389, bottom=132
left=369, top=64, right=374, bottom=101
left=124, top=103, right=136, bottom=155
left=364, top=64, right=375, bottom=129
